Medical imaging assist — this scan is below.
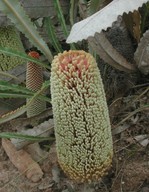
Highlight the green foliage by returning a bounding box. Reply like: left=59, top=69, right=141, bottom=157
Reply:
left=70, top=0, right=79, bottom=26
left=0, top=71, right=21, bottom=82
left=0, top=80, right=50, bottom=124
left=0, top=1, right=65, bottom=125
left=87, top=0, right=104, bottom=16
left=0, top=80, right=51, bottom=103
left=0, top=0, right=53, bottom=63
left=53, top=0, right=76, bottom=50
left=53, top=0, right=70, bottom=38
left=44, top=17, right=63, bottom=53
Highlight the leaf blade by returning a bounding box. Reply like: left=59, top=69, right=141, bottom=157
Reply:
left=67, top=0, right=149, bottom=43
left=0, top=80, right=50, bottom=124
left=44, top=17, right=63, bottom=53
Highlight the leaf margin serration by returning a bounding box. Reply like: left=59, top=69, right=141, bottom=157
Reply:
left=67, top=0, right=149, bottom=43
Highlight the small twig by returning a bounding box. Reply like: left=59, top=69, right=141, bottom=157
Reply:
left=111, top=156, right=128, bottom=190
left=113, top=86, right=149, bottom=117
left=131, top=83, right=149, bottom=89
left=113, top=105, right=149, bottom=128
left=115, top=144, right=133, bottom=153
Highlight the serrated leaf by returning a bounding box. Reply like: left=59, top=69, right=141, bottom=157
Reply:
left=0, top=80, right=50, bottom=124
left=0, top=80, right=32, bottom=94
left=0, top=0, right=53, bottom=62
left=0, top=80, right=51, bottom=102
left=0, top=91, right=50, bottom=103
left=67, top=0, right=149, bottom=43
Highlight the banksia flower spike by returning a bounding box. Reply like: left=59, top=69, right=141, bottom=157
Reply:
left=26, top=51, right=46, bottom=117
left=0, top=26, right=25, bottom=71
left=51, top=50, right=113, bottom=183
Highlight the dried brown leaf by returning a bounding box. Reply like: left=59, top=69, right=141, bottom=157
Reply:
left=134, top=29, right=149, bottom=75
left=123, top=10, right=141, bottom=43
left=2, top=138, right=43, bottom=182
left=88, top=32, right=137, bottom=72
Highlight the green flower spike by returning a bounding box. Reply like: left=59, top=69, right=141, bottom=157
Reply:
left=51, top=50, right=113, bottom=183
left=0, top=26, right=25, bottom=71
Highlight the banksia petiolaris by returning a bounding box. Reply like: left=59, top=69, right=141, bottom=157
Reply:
left=26, top=51, right=46, bottom=118
left=51, top=50, right=113, bottom=183
left=0, top=26, right=25, bottom=71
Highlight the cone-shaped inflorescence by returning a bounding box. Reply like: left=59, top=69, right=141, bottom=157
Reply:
left=26, top=51, right=46, bottom=118
left=51, top=50, right=113, bottom=183
left=0, top=26, right=25, bottom=71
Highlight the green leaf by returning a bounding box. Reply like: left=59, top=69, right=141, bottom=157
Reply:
left=0, top=47, right=51, bottom=70
left=0, top=132, right=52, bottom=141
left=88, top=0, right=104, bottom=16
left=53, top=0, right=76, bottom=49
left=0, top=80, right=32, bottom=94
left=0, top=80, right=51, bottom=124
left=44, top=17, right=63, bottom=53
left=70, top=0, right=79, bottom=26
left=54, top=0, right=69, bottom=37
left=0, top=92, right=32, bottom=99
left=0, top=80, right=51, bottom=102
left=0, top=92, right=50, bottom=103
left=0, top=0, right=53, bottom=63
left=0, top=71, right=21, bottom=82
